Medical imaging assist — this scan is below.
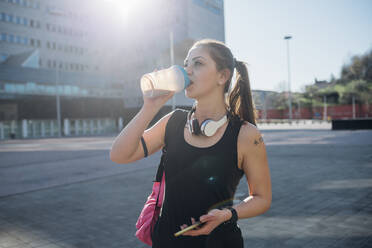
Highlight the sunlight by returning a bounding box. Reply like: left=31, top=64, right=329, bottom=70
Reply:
left=102, top=0, right=141, bottom=22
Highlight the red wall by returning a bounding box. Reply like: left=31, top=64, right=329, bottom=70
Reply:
left=257, top=104, right=372, bottom=119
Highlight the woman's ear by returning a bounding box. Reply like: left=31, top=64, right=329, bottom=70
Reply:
left=218, top=68, right=231, bottom=85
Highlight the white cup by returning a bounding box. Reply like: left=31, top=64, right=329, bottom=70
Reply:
left=140, top=65, right=190, bottom=97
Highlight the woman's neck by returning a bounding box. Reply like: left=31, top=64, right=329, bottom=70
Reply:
left=194, top=98, right=228, bottom=122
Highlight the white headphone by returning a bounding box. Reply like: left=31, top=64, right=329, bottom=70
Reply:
left=187, top=107, right=228, bottom=137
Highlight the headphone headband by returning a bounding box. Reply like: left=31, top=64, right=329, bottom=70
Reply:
left=187, top=107, right=228, bottom=137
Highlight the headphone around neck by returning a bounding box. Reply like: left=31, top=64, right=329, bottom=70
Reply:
left=187, top=107, right=229, bottom=137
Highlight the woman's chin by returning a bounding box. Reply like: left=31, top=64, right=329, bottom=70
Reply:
left=185, top=87, right=194, bottom=98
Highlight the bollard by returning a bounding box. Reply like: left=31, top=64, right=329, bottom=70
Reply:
left=64, top=119, right=70, bottom=136
left=22, top=119, right=28, bottom=138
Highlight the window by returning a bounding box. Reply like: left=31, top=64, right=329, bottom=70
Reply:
left=46, top=41, right=50, bottom=48
left=36, top=21, right=40, bottom=28
left=37, top=39, right=40, bottom=47
left=7, top=14, right=13, bottom=23
left=23, top=17, right=27, bottom=26
left=23, top=37, right=28, bottom=45
left=30, top=38, right=34, bottom=46
left=8, top=34, right=14, bottom=43
left=1, top=33, right=6, bottom=41
left=30, top=19, right=34, bottom=27
left=1, top=13, right=6, bottom=22
left=39, top=59, right=42, bottom=66
left=46, top=23, right=50, bottom=30
left=47, top=60, right=51, bottom=68
left=52, top=60, right=56, bottom=68
left=52, top=42, right=56, bottom=50
left=25, top=82, right=37, bottom=93
left=5, top=84, right=16, bottom=93
left=22, top=0, right=27, bottom=7
left=16, top=84, right=25, bottom=94
left=16, top=35, right=22, bottom=43
left=0, top=53, right=8, bottom=62
left=16, top=16, right=21, bottom=24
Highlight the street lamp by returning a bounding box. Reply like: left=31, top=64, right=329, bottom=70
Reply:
left=49, top=8, right=63, bottom=137
left=55, top=64, right=61, bottom=137
left=284, top=35, right=293, bottom=120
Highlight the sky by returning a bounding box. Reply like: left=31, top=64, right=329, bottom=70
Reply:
left=224, top=0, right=372, bottom=93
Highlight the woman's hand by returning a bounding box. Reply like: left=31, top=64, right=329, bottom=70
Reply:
left=142, top=68, right=175, bottom=111
left=178, top=209, right=231, bottom=236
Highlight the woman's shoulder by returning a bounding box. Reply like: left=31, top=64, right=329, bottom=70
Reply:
left=238, top=121, right=263, bottom=147
left=163, top=108, right=188, bottom=130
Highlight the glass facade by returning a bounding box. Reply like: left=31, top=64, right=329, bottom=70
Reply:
left=0, top=81, right=123, bottom=98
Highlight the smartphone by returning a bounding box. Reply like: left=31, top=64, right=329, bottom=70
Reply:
left=174, top=221, right=202, bottom=237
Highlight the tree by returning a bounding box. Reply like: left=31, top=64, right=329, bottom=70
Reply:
left=340, top=80, right=371, bottom=105
left=339, top=49, right=372, bottom=83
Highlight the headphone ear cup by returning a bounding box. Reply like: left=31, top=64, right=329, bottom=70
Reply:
left=200, top=119, right=211, bottom=136
left=192, top=119, right=201, bottom=135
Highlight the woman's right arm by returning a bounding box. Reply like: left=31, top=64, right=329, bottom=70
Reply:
left=109, top=91, right=175, bottom=164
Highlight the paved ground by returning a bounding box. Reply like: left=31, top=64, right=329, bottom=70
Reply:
left=0, top=128, right=371, bottom=248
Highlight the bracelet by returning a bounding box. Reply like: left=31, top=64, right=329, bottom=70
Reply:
left=223, top=206, right=238, bottom=224
left=140, top=136, right=148, bottom=158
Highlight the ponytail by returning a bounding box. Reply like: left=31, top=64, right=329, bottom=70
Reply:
left=228, top=60, right=258, bottom=126
left=189, top=39, right=258, bottom=126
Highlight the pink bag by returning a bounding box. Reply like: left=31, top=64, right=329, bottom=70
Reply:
left=135, top=171, right=165, bottom=246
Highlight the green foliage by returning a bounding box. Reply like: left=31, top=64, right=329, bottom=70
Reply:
left=298, top=49, right=371, bottom=108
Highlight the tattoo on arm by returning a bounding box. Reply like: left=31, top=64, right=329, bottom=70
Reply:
left=254, top=136, right=264, bottom=145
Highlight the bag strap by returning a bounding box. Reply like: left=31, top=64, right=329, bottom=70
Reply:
left=153, top=108, right=184, bottom=182
left=154, top=109, right=185, bottom=213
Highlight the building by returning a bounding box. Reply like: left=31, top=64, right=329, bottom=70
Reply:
left=0, top=0, right=226, bottom=125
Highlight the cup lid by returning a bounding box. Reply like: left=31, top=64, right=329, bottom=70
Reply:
left=174, top=65, right=190, bottom=88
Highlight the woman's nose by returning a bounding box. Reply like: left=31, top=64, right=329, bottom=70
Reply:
left=185, top=65, right=192, bottom=75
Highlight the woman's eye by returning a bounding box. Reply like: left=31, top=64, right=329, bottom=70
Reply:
left=184, top=61, right=201, bottom=67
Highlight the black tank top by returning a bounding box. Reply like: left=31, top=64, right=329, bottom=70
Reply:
left=152, top=108, right=245, bottom=248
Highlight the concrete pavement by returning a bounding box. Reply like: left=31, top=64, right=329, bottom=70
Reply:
left=0, top=129, right=371, bottom=248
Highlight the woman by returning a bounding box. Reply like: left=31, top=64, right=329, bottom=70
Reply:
left=110, top=39, right=272, bottom=248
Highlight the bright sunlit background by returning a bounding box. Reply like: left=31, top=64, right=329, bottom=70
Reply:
left=225, top=0, right=372, bottom=93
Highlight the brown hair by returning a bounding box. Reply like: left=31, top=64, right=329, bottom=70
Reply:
left=190, top=39, right=258, bottom=126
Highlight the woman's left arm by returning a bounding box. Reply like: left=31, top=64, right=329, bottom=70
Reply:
left=229, top=123, right=272, bottom=219
left=180, top=123, right=272, bottom=236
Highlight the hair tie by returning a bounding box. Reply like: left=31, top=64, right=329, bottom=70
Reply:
left=233, top=58, right=238, bottom=68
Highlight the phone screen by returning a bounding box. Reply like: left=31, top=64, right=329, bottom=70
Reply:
left=174, top=221, right=202, bottom=237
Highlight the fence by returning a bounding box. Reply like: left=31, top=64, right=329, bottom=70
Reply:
left=0, top=118, right=124, bottom=140
left=258, top=103, right=371, bottom=120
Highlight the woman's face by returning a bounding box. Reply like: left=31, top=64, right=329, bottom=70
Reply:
left=184, top=46, right=222, bottom=99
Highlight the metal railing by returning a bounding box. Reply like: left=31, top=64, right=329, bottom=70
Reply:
left=0, top=117, right=124, bottom=140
